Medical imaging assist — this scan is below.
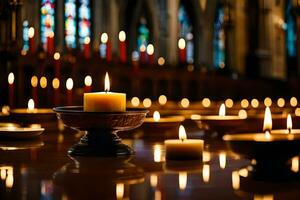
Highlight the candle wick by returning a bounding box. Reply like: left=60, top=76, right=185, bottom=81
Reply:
left=105, top=89, right=108, bottom=93
left=181, top=138, right=184, bottom=142
left=288, top=128, right=292, bottom=134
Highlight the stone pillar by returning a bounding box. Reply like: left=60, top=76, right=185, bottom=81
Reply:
left=108, top=0, right=119, bottom=57
left=56, top=0, right=64, bottom=52
left=92, top=0, right=102, bottom=51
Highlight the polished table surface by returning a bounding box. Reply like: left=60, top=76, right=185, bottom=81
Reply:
left=0, top=127, right=300, bottom=200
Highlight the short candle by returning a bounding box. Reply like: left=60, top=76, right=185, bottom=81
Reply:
left=84, top=72, right=126, bottom=112
left=165, top=125, right=203, bottom=160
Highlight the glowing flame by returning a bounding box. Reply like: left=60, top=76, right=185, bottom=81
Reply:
left=232, top=171, right=240, bottom=190
left=287, top=114, right=292, bottom=133
left=27, top=99, right=35, bottom=111
left=28, top=27, right=34, bottom=38
left=291, top=157, right=299, bottom=172
left=179, top=125, right=187, bottom=141
left=202, top=164, right=210, bottom=183
left=219, top=103, right=226, bottom=117
left=146, top=44, right=154, bottom=55
left=31, top=76, right=38, bottom=87
left=119, top=31, right=126, bottom=42
left=40, top=76, right=47, bottom=88
left=54, top=52, right=60, bottom=60
left=153, top=111, right=160, bottom=122
left=84, top=75, right=92, bottom=87
left=153, top=144, right=163, bottom=162
left=150, top=174, right=158, bottom=187
left=101, top=33, right=108, bottom=43
left=202, top=151, right=211, bottom=162
left=116, top=183, right=124, bottom=199
left=52, top=78, right=60, bottom=89
left=178, top=38, right=186, bottom=49
left=263, top=107, right=272, bottom=132
left=104, top=72, right=110, bottom=92
left=8, top=73, right=14, bottom=85
left=178, top=172, right=187, bottom=190
left=139, top=44, right=146, bottom=52
left=66, top=78, right=73, bottom=90
left=131, top=97, right=140, bottom=107
left=5, top=168, right=13, bottom=188
left=158, top=95, right=167, bottom=105
left=219, top=152, right=226, bottom=169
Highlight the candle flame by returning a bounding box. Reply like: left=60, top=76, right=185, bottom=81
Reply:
left=54, top=52, right=60, bottom=60
left=40, top=77, right=47, bottom=88
left=8, top=73, right=14, bottom=85
left=263, top=107, right=272, bottom=132
left=100, top=33, right=108, bottom=44
left=178, top=172, right=187, bottom=190
left=153, top=111, right=160, bottom=122
left=291, top=157, right=299, bottom=172
left=84, top=75, right=92, bottom=87
left=52, top=78, right=60, bottom=89
left=28, top=27, right=34, bottom=38
left=265, top=130, right=271, bottom=140
left=119, top=31, right=126, bottom=42
left=232, top=171, right=240, bottom=190
left=219, top=152, right=226, bottom=169
left=104, top=72, right=110, bottom=92
left=287, top=114, right=292, bottom=133
left=116, top=183, right=124, bottom=199
left=179, top=125, right=187, bottom=141
left=219, top=103, right=226, bottom=116
left=139, top=44, right=146, bottom=52
left=150, top=174, right=158, bottom=187
left=202, top=164, right=210, bottom=183
left=28, top=99, right=35, bottom=110
left=66, top=78, right=73, bottom=90
left=146, top=44, right=154, bottom=55
left=178, top=38, right=186, bottom=49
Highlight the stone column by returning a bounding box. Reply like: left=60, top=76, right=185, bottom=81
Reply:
left=56, top=0, right=64, bottom=52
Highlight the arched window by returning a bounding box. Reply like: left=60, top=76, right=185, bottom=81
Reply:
left=178, top=3, right=194, bottom=64
left=41, top=0, right=55, bottom=47
left=213, top=4, right=226, bottom=69
left=65, top=0, right=91, bottom=49
left=285, top=0, right=297, bottom=58
left=137, top=17, right=150, bottom=50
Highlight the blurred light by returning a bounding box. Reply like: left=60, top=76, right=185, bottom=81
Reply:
left=158, top=57, right=165, bottom=66
left=181, top=98, right=190, bottom=108
left=238, top=109, right=247, bottom=119
left=8, top=73, right=14, bottom=85
left=264, top=97, right=272, bottom=107
left=241, top=99, right=249, bottom=108
left=150, top=174, right=158, bottom=187
left=190, top=114, right=201, bottom=120
left=238, top=168, right=248, bottom=177
left=202, top=164, right=210, bottom=183
left=291, top=157, right=299, bottom=172
left=225, top=99, right=233, bottom=108
left=84, top=75, right=92, bottom=87
left=31, top=76, right=38, bottom=87
left=158, top=95, right=167, bottom=105
left=202, top=151, right=211, bottom=162
left=251, top=99, right=259, bottom=108
left=219, top=152, right=226, bottom=169
left=28, top=27, right=34, bottom=38
left=178, top=38, right=186, bottom=49
left=232, top=171, right=240, bottom=190
left=153, top=111, right=160, bottom=122
left=290, top=97, right=298, bottom=107
left=1, top=106, right=10, bottom=115
left=277, top=98, right=285, bottom=107
left=219, top=104, right=226, bottom=117
left=153, top=144, right=164, bottom=162
left=146, top=44, right=154, bottom=55
left=202, top=98, right=211, bottom=107
left=254, top=194, right=274, bottom=200
left=132, top=51, right=139, bottom=61
left=118, top=31, right=126, bottom=42
left=27, top=99, right=35, bottom=110
left=116, top=183, right=124, bottom=199
left=295, top=108, right=300, bottom=116
left=139, top=44, right=146, bottom=52
left=155, top=190, right=161, bottom=200
left=40, top=76, right=47, bottom=88
left=66, top=78, right=73, bottom=90
left=178, top=172, right=187, bottom=190
left=52, top=78, right=60, bottom=89
left=54, top=52, right=60, bottom=60
left=84, top=37, right=90, bottom=44
left=131, top=97, right=140, bottom=107
left=143, top=98, right=152, bottom=108
left=5, top=167, right=13, bottom=189
left=101, top=33, right=108, bottom=44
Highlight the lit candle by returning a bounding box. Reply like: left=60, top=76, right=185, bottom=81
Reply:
left=52, top=78, right=60, bottom=106
left=8, top=73, right=14, bottom=108
left=27, top=99, right=36, bottom=113
left=178, top=171, right=187, bottom=190
left=83, top=37, right=91, bottom=59
left=84, top=72, right=126, bottom=112
left=119, top=31, right=127, bottom=63
left=53, top=52, right=61, bottom=79
left=66, top=78, right=73, bottom=106
left=144, top=110, right=185, bottom=123
left=146, top=44, right=154, bottom=65
left=164, top=125, right=203, bottom=160
left=31, top=76, right=38, bottom=107
left=139, top=44, right=146, bottom=64
left=84, top=75, right=92, bottom=93
left=178, top=38, right=186, bottom=63
left=28, top=27, right=35, bottom=54
left=46, top=31, right=54, bottom=55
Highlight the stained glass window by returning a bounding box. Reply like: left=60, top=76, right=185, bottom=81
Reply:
left=78, top=0, right=91, bottom=47
left=41, top=0, right=55, bottom=47
left=65, top=0, right=77, bottom=48
left=22, top=20, right=29, bottom=51
left=137, top=17, right=150, bottom=49
left=213, top=4, right=226, bottom=69
left=285, top=0, right=297, bottom=58
left=178, top=3, right=193, bottom=63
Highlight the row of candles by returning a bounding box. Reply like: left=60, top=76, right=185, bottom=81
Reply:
left=25, top=27, right=188, bottom=64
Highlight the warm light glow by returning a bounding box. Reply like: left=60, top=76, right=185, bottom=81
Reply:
left=179, top=125, right=187, bottom=141
left=155, top=190, right=161, bottom=200
left=8, top=73, right=14, bottom=85
left=232, top=171, right=240, bottom=190
left=54, top=52, right=60, bottom=60
left=0, top=168, right=6, bottom=180
left=52, top=78, right=60, bottom=89
left=153, top=111, right=160, bottom=122
left=241, top=99, right=249, bottom=108
left=116, top=183, right=124, bottom=199
left=146, top=44, right=154, bottom=55
left=181, top=98, right=190, bottom=108
left=104, top=72, right=110, bottom=92
left=1, top=106, right=10, bottom=115
left=46, top=31, right=54, bottom=38
left=101, top=33, right=108, bottom=43
left=40, top=76, right=47, bottom=88
left=238, top=109, right=247, bottom=119
left=202, top=98, right=211, bottom=107
left=254, top=194, right=274, bottom=200
left=295, top=108, right=300, bottom=116
left=190, top=114, right=201, bottom=120
left=143, top=98, right=152, bottom=108
left=287, top=114, right=292, bottom=133
left=5, top=168, right=13, bottom=188
left=219, top=103, right=226, bottom=117
left=202, top=164, right=210, bottom=183
left=28, top=27, right=34, bottom=38
left=291, top=157, right=299, bottom=172
left=178, top=38, right=186, bottom=49
left=178, top=172, right=187, bottom=190
left=158, top=95, right=167, bottom=105
left=290, top=97, right=298, bottom=107
left=118, top=31, right=126, bottom=42
left=238, top=168, right=248, bottom=177
left=277, top=98, right=285, bottom=107
left=225, top=99, right=233, bottom=108
left=251, top=99, right=259, bottom=108
left=27, top=99, right=35, bottom=110
left=265, top=130, right=271, bottom=140
left=84, top=37, right=90, bottom=44
left=219, top=152, right=226, bottom=169
left=31, top=76, right=38, bottom=87
left=264, top=97, right=272, bottom=107
left=139, top=44, right=146, bottom=52
left=263, top=107, right=272, bottom=132
left=202, top=151, right=211, bottom=162
left=150, top=174, right=158, bottom=187
left=153, top=144, right=164, bottom=162
left=131, top=97, right=140, bottom=107
left=84, top=75, right=92, bottom=87
left=158, top=57, right=165, bottom=66
left=66, top=78, right=73, bottom=90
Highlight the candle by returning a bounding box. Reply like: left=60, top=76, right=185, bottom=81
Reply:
left=139, top=45, right=146, bottom=64
left=165, top=125, right=203, bottom=160
left=66, top=78, right=73, bottom=106
left=31, top=76, right=38, bottom=107
left=46, top=31, right=54, bottom=55
left=119, top=31, right=127, bottom=63
left=144, top=111, right=184, bottom=123
left=52, top=78, right=60, bottom=106
left=28, top=27, right=35, bottom=54
left=178, top=38, right=186, bottom=63
left=84, top=72, right=126, bottom=112
left=84, top=75, right=92, bottom=93
left=83, top=37, right=91, bottom=59
left=146, top=44, right=154, bottom=65
left=8, top=73, right=14, bottom=108
left=53, top=52, right=61, bottom=79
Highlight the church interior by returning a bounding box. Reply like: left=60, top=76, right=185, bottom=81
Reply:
left=1, top=0, right=300, bottom=199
